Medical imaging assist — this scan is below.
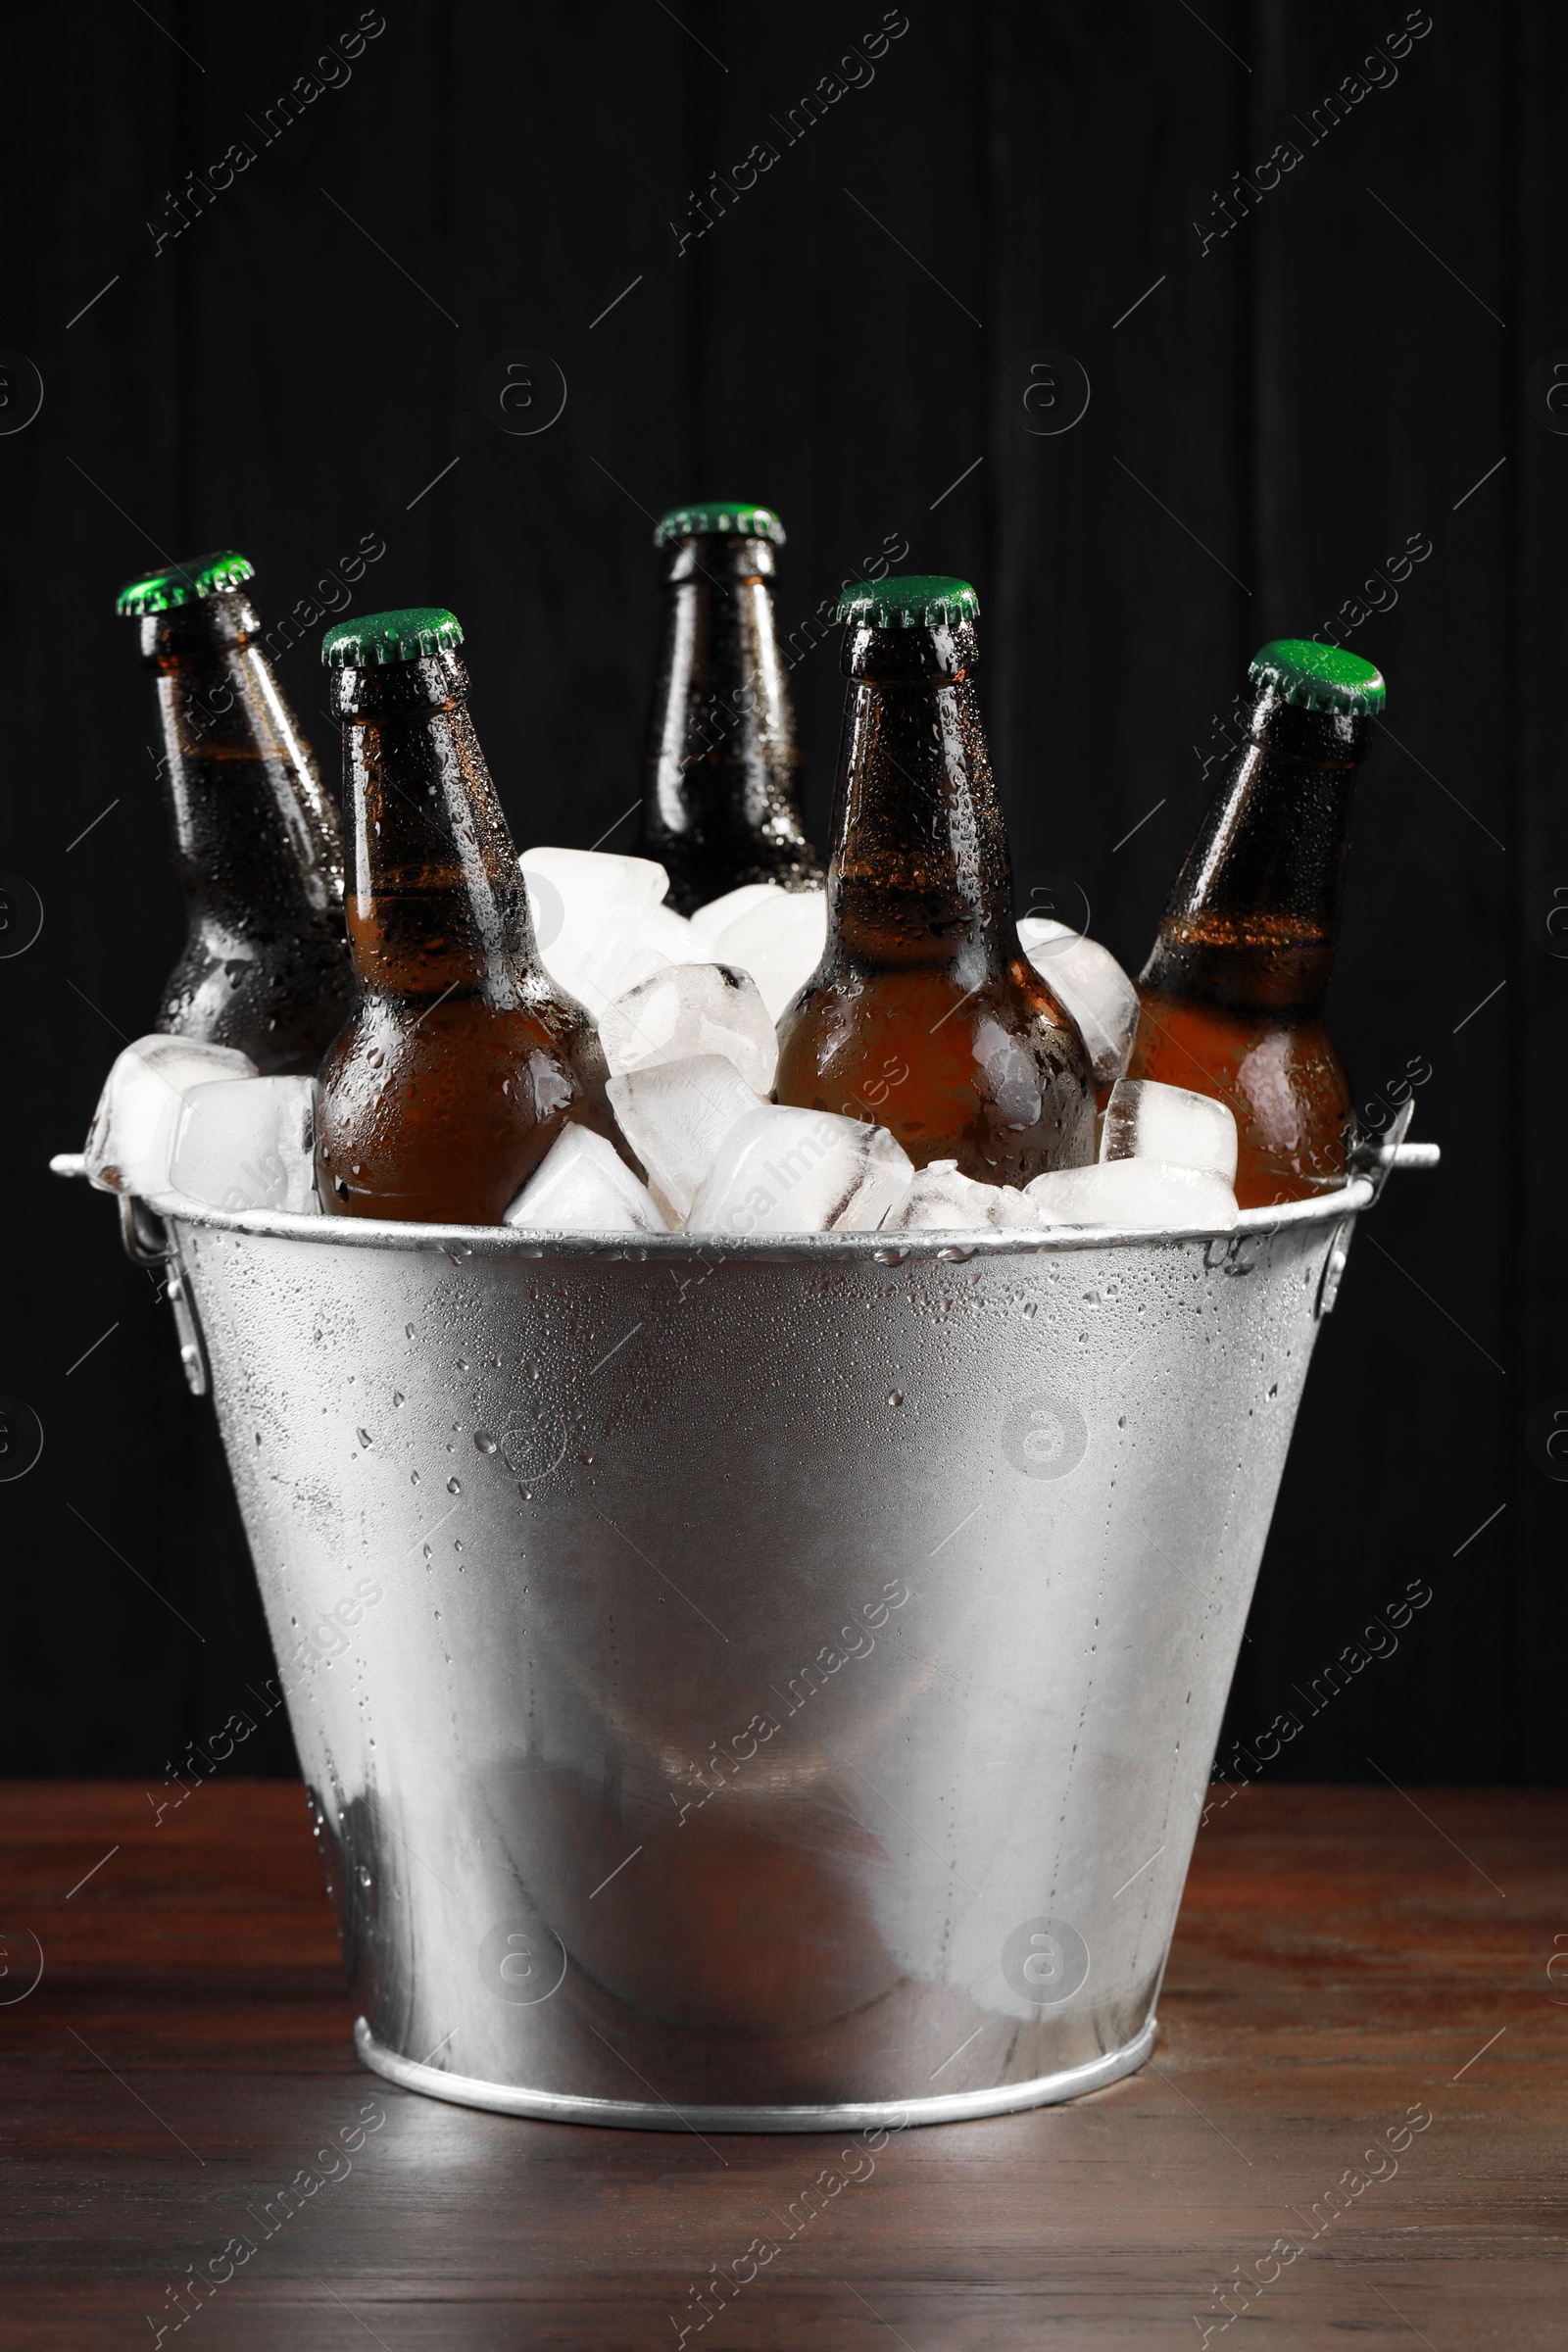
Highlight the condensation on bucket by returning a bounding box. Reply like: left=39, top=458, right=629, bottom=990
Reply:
left=158, top=1181, right=1373, bottom=2130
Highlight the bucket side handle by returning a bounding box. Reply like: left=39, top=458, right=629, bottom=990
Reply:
left=1321, top=1105, right=1440, bottom=1319
left=118, top=1195, right=211, bottom=1398
left=51, top=1153, right=210, bottom=1396
left=1347, top=1099, right=1440, bottom=1204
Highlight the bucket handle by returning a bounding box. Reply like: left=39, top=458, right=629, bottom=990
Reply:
left=1347, top=1099, right=1438, bottom=1201
left=116, top=1195, right=211, bottom=1397
left=1319, top=1103, right=1439, bottom=1319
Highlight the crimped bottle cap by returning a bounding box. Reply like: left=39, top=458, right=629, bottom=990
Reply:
left=321, top=608, right=465, bottom=667
left=654, top=501, right=784, bottom=549
left=116, top=550, right=254, bottom=617
left=1250, top=639, right=1386, bottom=716
left=838, top=574, right=979, bottom=629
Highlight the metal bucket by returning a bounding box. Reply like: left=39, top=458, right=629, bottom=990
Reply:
left=61, top=1129, right=1432, bottom=2131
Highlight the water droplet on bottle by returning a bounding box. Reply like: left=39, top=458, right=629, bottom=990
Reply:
left=456, top=1358, right=469, bottom=1373
left=392, top=1391, right=405, bottom=1407
left=405, top=1323, right=416, bottom=1340
left=357, top=1428, right=372, bottom=1448
left=421, top=1543, right=432, bottom=1561
left=447, top=1476, right=462, bottom=1494
left=888, top=1393, right=904, bottom=1407
left=474, top=1433, right=497, bottom=1454
left=410, top=1469, right=420, bottom=1485
left=357, top=1864, right=371, bottom=1887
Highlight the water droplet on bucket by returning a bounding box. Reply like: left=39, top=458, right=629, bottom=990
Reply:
left=447, top=1476, right=462, bottom=1494
left=357, top=1428, right=372, bottom=1448
left=392, top=1391, right=405, bottom=1407
left=889, top=1393, right=904, bottom=1407
left=410, top=1469, right=420, bottom=1486
left=473, top=1434, right=497, bottom=1454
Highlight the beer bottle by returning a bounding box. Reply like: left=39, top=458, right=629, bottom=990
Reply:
left=635, top=501, right=822, bottom=914
left=316, top=607, right=621, bottom=1224
left=117, top=551, right=355, bottom=1075
left=774, top=577, right=1094, bottom=1182
left=1125, top=638, right=1384, bottom=1208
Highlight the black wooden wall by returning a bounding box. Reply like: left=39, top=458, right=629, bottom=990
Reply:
left=2, top=1, right=1561, bottom=1779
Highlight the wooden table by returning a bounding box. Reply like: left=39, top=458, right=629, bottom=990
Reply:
left=3, top=1783, right=1563, bottom=2348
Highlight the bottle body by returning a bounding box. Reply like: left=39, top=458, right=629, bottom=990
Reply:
left=316, top=624, right=619, bottom=1224
left=774, top=602, right=1093, bottom=1182
left=135, top=578, right=355, bottom=1074
left=636, top=520, right=821, bottom=914
left=1126, top=958, right=1352, bottom=1207
left=1126, top=658, right=1374, bottom=1208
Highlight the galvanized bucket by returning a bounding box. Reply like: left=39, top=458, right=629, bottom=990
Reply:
left=59, top=1123, right=1433, bottom=2131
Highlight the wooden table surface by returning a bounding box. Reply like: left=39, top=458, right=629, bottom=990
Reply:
left=2, top=1781, right=1563, bottom=2349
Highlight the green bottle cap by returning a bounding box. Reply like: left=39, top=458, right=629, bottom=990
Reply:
left=654, top=501, right=785, bottom=549
left=838, top=574, right=979, bottom=629
left=321, top=607, right=465, bottom=667
left=116, top=550, right=254, bottom=617
left=1250, top=639, right=1386, bottom=716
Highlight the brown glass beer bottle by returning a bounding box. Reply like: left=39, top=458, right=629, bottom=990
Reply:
left=316, top=607, right=620, bottom=1224
left=1125, top=638, right=1384, bottom=1208
left=773, top=577, right=1094, bottom=1182
left=118, top=551, right=355, bottom=1074
left=635, top=501, right=822, bottom=914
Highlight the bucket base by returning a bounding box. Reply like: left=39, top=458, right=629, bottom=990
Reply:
left=353, top=2011, right=1158, bottom=2132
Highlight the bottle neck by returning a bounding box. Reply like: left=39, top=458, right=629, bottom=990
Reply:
left=825, top=618, right=1019, bottom=974
left=331, top=652, right=536, bottom=1004
left=140, top=592, right=343, bottom=934
left=1141, top=694, right=1369, bottom=1013
left=641, top=533, right=813, bottom=889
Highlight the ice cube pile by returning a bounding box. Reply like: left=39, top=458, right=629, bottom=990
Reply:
left=82, top=850, right=1247, bottom=1237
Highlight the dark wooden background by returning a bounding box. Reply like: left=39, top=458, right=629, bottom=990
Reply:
left=1, top=1, right=1561, bottom=1780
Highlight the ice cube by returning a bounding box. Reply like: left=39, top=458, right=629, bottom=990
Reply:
left=1100, top=1077, right=1238, bottom=1183
left=503, top=1123, right=667, bottom=1235
left=1025, top=1158, right=1239, bottom=1230
left=883, top=1159, right=1041, bottom=1233
left=687, top=1105, right=912, bottom=1236
left=84, top=1034, right=258, bottom=1197
left=519, top=847, right=671, bottom=1015
left=690, top=882, right=786, bottom=943
left=613, top=901, right=722, bottom=994
left=1017, top=916, right=1140, bottom=1089
left=708, top=885, right=828, bottom=1022
left=600, top=962, right=777, bottom=1094
left=170, top=1077, right=319, bottom=1214
left=606, top=1054, right=764, bottom=1222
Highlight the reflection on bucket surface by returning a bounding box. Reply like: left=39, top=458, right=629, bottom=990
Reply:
left=131, top=1152, right=1430, bottom=2132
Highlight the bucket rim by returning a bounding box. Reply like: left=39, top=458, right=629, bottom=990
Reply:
left=70, top=1165, right=1374, bottom=1261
